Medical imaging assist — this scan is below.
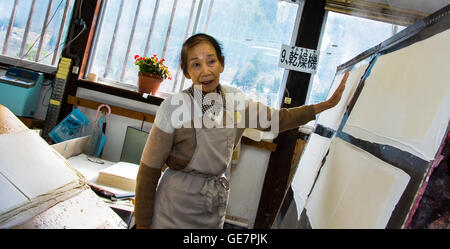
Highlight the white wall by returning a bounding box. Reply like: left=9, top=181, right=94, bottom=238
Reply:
left=75, top=87, right=158, bottom=162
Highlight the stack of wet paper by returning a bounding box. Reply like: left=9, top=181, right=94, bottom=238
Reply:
left=0, top=130, right=87, bottom=228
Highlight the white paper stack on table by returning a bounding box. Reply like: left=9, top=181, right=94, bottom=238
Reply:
left=66, top=154, right=139, bottom=201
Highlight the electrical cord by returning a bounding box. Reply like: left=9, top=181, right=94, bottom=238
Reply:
left=64, top=0, right=85, bottom=68
left=19, top=22, right=87, bottom=69
left=15, top=0, right=65, bottom=67
left=41, top=80, right=55, bottom=108
left=15, top=0, right=87, bottom=70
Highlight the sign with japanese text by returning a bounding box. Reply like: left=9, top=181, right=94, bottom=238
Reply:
left=278, top=44, right=318, bottom=74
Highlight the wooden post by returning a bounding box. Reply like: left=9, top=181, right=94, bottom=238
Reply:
left=254, top=0, right=326, bottom=229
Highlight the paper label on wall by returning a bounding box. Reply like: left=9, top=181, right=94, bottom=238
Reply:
left=278, top=44, right=319, bottom=73
left=56, top=57, right=72, bottom=80
left=49, top=99, right=61, bottom=106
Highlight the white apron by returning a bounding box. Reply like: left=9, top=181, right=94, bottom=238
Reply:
left=151, top=99, right=236, bottom=228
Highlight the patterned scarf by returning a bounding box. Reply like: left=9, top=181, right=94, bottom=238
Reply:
left=188, top=84, right=225, bottom=115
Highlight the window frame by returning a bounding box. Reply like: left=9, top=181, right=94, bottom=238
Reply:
left=303, top=10, right=328, bottom=108
left=82, top=0, right=201, bottom=96
left=76, top=0, right=167, bottom=106
left=80, top=0, right=305, bottom=107
left=324, top=0, right=427, bottom=26
left=304, top=9, right=406, bottom=108
left=0, top=0, right=76, bottom=74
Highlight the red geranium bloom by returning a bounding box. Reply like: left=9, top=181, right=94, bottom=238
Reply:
left=134, top=54, right=171, bottom=80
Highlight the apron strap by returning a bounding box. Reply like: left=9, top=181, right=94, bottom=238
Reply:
left=199, top=176, right=230, bottom=216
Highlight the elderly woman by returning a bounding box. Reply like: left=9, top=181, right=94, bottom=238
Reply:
left=134, top=33, right=348, bottom=229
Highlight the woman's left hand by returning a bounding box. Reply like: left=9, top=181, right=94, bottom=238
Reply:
left=313, top=70, right=349, bottom=115
left=327, top=70, right=349, bottom=107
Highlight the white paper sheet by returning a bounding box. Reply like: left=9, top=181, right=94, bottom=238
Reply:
left=305, top=138, right=410, bottom=229
left=0, top=174, right=28, bottom=213
left=291, top=133, right=331, bottom=217
left=0, top=130, right=79, bottom=199
left=316, top=62, right=370, bottom=131
left=343, top=30, right=450, bottom=161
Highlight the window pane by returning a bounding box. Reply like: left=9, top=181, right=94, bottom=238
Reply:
left=0, top=0, right=74, bottom=67
left=121, top=0, right=160, bottom=86
left=23, top=0, right=49, bottom=61
left=90, top=0, right=200, bottom=91
left=38, top=0, right=74, bottom=65
left=57, top=1, right=75, bottom=62
left=4, top=0, right=33, bottom=58
left=103, top=0, right=141, bottom=80
left=155, top=0, right=200, bottom=93
left=0, top=0, right=15, bottom=53
left=89, top=0, right=122, bottom=79
left=87, top=0, right=299, bottom=105
left=195, top=0, right=299, bottom=107
left=21, top=0, right=49, bottom=62
left=307, top=11, right=405, bottom=105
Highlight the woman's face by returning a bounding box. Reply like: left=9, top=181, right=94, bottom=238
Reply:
left=184, top=42, right=224, bottom=93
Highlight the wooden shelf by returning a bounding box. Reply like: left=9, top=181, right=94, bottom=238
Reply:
left=67, top=95, right=155, bottom=123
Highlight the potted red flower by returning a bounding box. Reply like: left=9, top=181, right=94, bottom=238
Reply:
left=134, top=54, right=172, bottom=94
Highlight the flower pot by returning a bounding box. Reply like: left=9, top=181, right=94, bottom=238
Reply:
left=138, top=72, right=163, bottom=94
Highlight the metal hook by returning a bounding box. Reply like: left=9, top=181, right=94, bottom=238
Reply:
left=140, top=115, right=146, bottom=131
left=95, top=104, right=111, bottom=122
